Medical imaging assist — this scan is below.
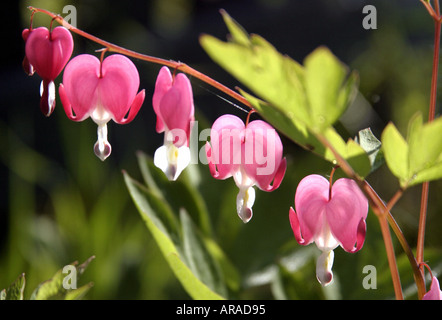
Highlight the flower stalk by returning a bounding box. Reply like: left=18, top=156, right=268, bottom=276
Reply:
left=27, top=6, right=253, bottom=111
left=417, top=0, right=441, bottom=280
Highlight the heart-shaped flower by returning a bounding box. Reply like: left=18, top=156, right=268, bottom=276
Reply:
left=152, top=66, right=194, bottom=181
left=289, top=174, right=368, bottom=285
left=206, top=114, right=287, bottom=222
left=24, top=26, right=74, bottom=116
left=59, top=53, right=145, bottom=160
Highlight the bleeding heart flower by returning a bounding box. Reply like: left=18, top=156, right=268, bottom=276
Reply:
left=289, top=174, right=368, bottom=286
left=152, top=66, right=194, bottom=181
left=24, top=26, right=74, bottom=116
left=59, top=53, right=145, bottom=161
left=423, top=276, right=442, bottom=300
left=206, top=114, right=287, bottom=223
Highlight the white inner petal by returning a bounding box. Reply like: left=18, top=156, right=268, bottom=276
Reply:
left=236, top=186, right=255, bottom=223
left=314, top=214, right=339, bottom=252
left=91, top=103, right=112, bottom=126
left=154, top=143, right=191, bottom=181
left=233, top=168, right=254, bottom=189
left=316, top=250, right=334, bottom=286
left=94, top=123, right=112, bottom=161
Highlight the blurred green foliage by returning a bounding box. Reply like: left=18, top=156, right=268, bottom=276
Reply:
left=1, top=0, right=441, bottom=300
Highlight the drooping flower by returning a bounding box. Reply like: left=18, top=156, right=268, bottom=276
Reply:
left=206, top=114, right=287, bottom=223
left=59, top=54, right=145, bottom=161
left=423, top=276, right=442, bottom=300
left=23, top=26, right=74, bottom=116
left=152, top=66, right=194, bottom=181
left=289, top=174, right=368, bottom=286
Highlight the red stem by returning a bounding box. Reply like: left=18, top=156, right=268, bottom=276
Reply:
left=328, top=165, right=338, bottom=201
left=28, top=6, right=253, bottom=111
left=245, top=109, right=256, bottom=127
left=417, top=0, right=441, bottom=280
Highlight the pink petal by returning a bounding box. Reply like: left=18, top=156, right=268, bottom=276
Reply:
left=423, top=276, right=442, bottom=300
left=205, top=141, right=219, bottom=178
left=326, top=178, right=368, bottom=252
left=152, top=66, right=173, bottom=133
left=25, top=27, right=73, bottom=80
left=294, top=175, right=330, bottom=245
left=243, top=120, right=285, bottom=191
left=99, top=54, right=141, bottom=122
left=61, top=54, right=100, bottom=121
left=22, top=29, right=35, bottom=76
left=157, top=73, right=194, bottom=147
left=207, top=114, right=244, bottom=180
left=114, top=90, right=145, bottom=124
left=289, top=207, right=309, bottom=245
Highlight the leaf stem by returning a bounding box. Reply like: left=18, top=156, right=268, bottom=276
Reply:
left=417, top=0, right=441, bottom=283
left=28, top=6, right=253, bottom=111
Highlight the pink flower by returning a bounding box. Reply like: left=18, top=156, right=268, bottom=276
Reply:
left=59, top=54, right=145, bottom=161
left=152, top=66, right=194, bottom=181
left=289, top=174, right=368, bottom=286
left=23, top=26, right=74, bottom=116
left=423, top=276, right=442, bottom=300
left=206, top=114, right=287, bottom=223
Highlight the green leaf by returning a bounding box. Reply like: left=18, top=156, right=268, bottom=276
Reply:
left=323, top=127, right=372, bottom=178
left=30, top=256, right=94, bottom=300
left=2, top=273, right=25, bottom=300
left=200, top=12, right=310, bottom=127
left=204, top=237, right=241, bottom=293
left=64, top=283, right=94, bottom=300
left=220, top=9, right=250, bottom=46
left=136, top=152, right=212, bottom=237
left=180, top=209, right=227, bottom=297
left=354, top=128, right=384, bottom=173
left=381, top=115, right=442, bottom=187
left=381, top=122, right=409, bottom=185
left=304, top=46, right=359, bottom=131
left=123, top=171, right=225, bottom=300
left=407, top=114, right=442, bottom=179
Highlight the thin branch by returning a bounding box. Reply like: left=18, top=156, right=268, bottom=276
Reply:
left=417, top=0, right=441, bottom=284
left=28, top=6, right=253, bottom=111
left=420, top=0, right=438, bottom=20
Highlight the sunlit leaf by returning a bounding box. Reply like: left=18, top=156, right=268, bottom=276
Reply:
left=407, top=114, right=442, bottom=182
left=304, top=46, right=359, bottom=131
left=2, top=273, right=25, bottom=300
left=64, top=282, right=94, bottom=300
left=381, top=122, right=409, bottom=186
left=30, top=256, right=94, bottom=300
left=381, top=114, right=442, bottom=187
